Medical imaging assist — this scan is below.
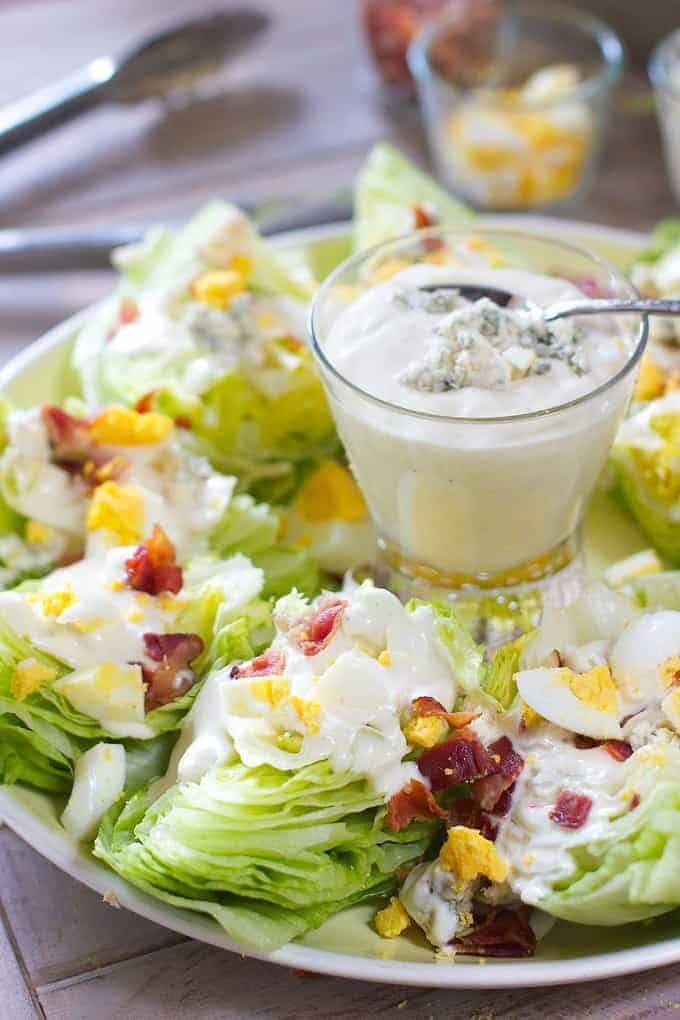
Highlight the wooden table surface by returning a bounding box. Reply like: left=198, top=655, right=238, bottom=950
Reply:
left=0, top=1, right=678, bottom=1017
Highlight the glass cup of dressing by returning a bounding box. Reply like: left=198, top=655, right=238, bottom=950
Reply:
left=310, top=228, right=647, bottom=598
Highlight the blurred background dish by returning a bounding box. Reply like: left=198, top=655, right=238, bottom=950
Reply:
left=650, top=28, right=680, bottom=205
left=408, top=0, right=624, bottom=211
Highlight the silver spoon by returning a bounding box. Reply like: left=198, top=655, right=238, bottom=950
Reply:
left=0, top=8, right=269, bottom=157
left=418, top=284, right=680, bottom=322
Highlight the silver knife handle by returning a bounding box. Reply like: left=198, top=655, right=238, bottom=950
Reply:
left=0, top=59, right=115, bottom=156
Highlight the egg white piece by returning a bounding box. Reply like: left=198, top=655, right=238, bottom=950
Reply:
left=610, top=611, right=680, bottom=712
left=61, top=742, right=126, bottom=842
left=516, top=667, right=623, bottom=740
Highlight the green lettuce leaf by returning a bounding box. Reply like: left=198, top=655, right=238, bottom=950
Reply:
left=94, top=758, right=434, bottom=951
left=481, top=633, right=531, bottom=711
left=540, top=747, right=680, bottom=925
left=628, top=571, right=680, bottom=610
left=406, top=599, right=484, bottom=695
left=637, top=219, right=680, bottom=264
left=353, top=143, right=475, bottom=251
left=610, top=396, right=680, bottom=564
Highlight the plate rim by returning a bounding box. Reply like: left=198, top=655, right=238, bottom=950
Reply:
left=2, top=212, right=674, bottom=990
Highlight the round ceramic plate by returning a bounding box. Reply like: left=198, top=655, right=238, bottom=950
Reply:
left=0, top=215, right=677, bottom=989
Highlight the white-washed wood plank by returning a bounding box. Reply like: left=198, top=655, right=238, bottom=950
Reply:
left=35, top=936, right=680, bottom=1020
left=0, top=829, right=185, bottom=988
left=0, top=895, right=40, bottom=1019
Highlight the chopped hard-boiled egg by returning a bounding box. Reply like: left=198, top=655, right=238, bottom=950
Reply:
left=89, top=407, right=174, bottom=446
left=53, top=662, right=153, bottom=739
left=374, top=896, right=411, bottom=939
left=191, top=268, right=249, bottom=310
left=61, top=742, right=126, bottom=841
left=283, top=462, right=375, bottom=575
left=11, top=658, right=58, bottom=700
left=443, top=63, right=591, bottom=209
left=634, top=355, right=668, bottom=402
left=610, top=611, right=680, bottom=711
left=439, top=826, right=509, bottom=884
left=403, top=714, right=447, bottom=748
left=86, top=481, right=145, bottom=546
left=516, top=664, right=622, bottom=739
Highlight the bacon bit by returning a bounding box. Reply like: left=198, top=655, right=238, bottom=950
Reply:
left=412, top=204, right=438, bottom=229
left=119, top=299, right=139, bottom=325
left=141, top=632, right=204, bottom=711
left=472, top=737, right=523, bottom=813
left=174, top=415, right=193, bottom=430
left=418, top=734, right=496, bottom=791
left=232, top=648, right=286, bottom=679
left=455, top=907, right=536, bottom=958
left=604, top=739, right=633, bottom=762
left=41, top=406, right=94, bottom=467
left=134, top=391, right=157, bottom=414
left=447, top=796, right=498, bottom=842
left=386, top=778, right=447, bottom=833
left=125, top=524, right=183, bottom=596
left=279, top=334, right=304, bottom=353
left=629, top=792, right=640, bottom=811
left=574, top=734, right=601, bottom=749
left=296, top=598, right=347, bottom=656
left=549, top=790, right=592, bottom=829
left=410, top=696, right=479, bottom=730
left=412, top=204, right=444, bottom=252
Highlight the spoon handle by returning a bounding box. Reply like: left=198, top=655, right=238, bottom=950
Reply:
left=0, top=59, right=115, bottom=157
left=544, top=298, right=680, bottom=321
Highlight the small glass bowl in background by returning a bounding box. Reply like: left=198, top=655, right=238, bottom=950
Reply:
left=649, top=28, right=680, bottom=205
left=408, top=0, right=625, bottom=211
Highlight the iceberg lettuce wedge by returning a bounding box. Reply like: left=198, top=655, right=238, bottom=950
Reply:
left=353, top=143, right=474, bottom=252
left=94, top=758, right=434, bottom=951
left=610, top=393, right=680, bottom=565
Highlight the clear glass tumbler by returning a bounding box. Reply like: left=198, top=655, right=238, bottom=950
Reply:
left=310, top=228, right=646, bottom=598
left=408, top=0, right=624, bottom=211
left=650, top=28, right=680, bottom=205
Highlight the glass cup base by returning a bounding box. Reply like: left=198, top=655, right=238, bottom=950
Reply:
left=373, top=532, right=585, bottom=608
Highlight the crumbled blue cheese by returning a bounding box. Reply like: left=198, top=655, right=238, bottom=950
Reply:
left=398, top=294, right=587, bottom=394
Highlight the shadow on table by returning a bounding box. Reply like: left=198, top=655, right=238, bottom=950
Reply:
left=147, top=84, right=304, bottom=161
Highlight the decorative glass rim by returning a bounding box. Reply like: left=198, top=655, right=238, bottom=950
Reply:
left=407, top=0, right=625, bottom=110
left=649, top=28, right=680, bottom=99
left=309, top=225, right=648, bottom=427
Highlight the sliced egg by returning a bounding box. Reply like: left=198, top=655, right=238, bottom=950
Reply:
left=516, top=666, right=623, bottom=739
left=610, top=611, right=680, bottom=711
left=53, top=662, right=154, bottom=739
left=61, top=742, right=125, bottom=842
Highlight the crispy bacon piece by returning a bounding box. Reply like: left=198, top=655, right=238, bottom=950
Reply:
left=549, top=790, right=592, bottom=829
left=174, top=415, right=193, bottom=430
left=574, top=734, right=600, bottom=749
left=447, top=796, right=498, bottom=842
left=472, top=736, right=524, bottom=813
left=142, top=632, right=204, bottom=711
left=418, top=733, right=496, bottom=791
left=574, top=736, right=633, bottom=762
left=410, top=697, right=479, bottom=730
left=295, top=598, right=347, bottom=656
left=386, top=779, right=447, bottom=833
left=232, top=648, right=286, bottom=679
left=41, top=406, right=94, bottom=467
left=125, top=524, right=183, bottom=596
left=412, top=204, right=438, bottom=230
left=119, top=299, right=139, bottom=325
left=604, top=739, right=633, bottom=762
left=134, top=391, right=156, bottom=414
left=455, top=907, right=536, bottom=958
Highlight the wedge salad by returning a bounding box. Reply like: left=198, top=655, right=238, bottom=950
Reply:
left=1, top=143, right=680, bottom=961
